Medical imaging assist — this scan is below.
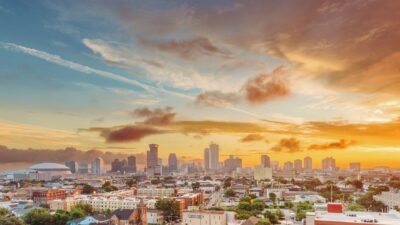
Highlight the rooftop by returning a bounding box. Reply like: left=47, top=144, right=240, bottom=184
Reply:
left=314, top=211, right=400, bottom=225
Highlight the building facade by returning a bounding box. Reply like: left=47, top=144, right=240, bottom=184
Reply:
left=182, top=210, right=227, bottom=225
left=261, top=155, right=271, bottom=168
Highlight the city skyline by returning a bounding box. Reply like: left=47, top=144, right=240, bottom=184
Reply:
left=1, top=1, right=400, bottom=169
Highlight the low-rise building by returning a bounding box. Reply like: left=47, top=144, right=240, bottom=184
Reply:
left=146, top=209, right=163, bottom=225
left=32, top=188, right=67, bottom=204
left=182, top=210, right=227, bottom=225
left=306, top=203, right=400, bottom=225
left=136, top=188, right=176, bottom=198
left=374, top=191, right=400, bottom=209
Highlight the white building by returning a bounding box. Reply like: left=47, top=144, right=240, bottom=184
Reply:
left=374, top=191, right=400, bottom=209
left=136, top=188, right=175, bottom=198
left=182, top=210, right=227, bottom=225
left=146, top=209, right=163, bottom=225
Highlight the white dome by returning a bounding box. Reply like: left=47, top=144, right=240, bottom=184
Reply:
left=30, top=163, right=70, bottom=171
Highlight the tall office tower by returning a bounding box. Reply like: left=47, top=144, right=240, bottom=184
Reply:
left=304, top=156, right=313, bottom=171
left=224, top=155, right=242, bottom=173
left=127, top=156, right=137, bottom=173
left=65, top=161, right=78, bottom=173
left=294, top=159, right=302, bottom=172
left=111, top=159, right=121, bottom=172
left=271, top=161, right=279, bottom=171
left=168, top=153, right=178, bottom=172
left=283, top=161, right=293, bottom=171
left=261, top=155, right=271, bottom=168
left=349, top=162, right=361, bottom=172
left=147, top=144, right=159, bottom=168
left=78, top=163, right=89, bottom=174
left=204, top=148, right=210, bottom=171
left=322, top=157, right=336, bottom=171
left=208, top=143, right=220, bottom=170
left=91, top=157, right=104, bottom=174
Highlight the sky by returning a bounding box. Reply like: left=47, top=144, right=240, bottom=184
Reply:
left=1, top=0, right=400, bottom=168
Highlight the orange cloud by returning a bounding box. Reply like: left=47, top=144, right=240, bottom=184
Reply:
left=240, top=134, right=265, bottom=142
left=271, top=137, right=301, bottom=153
left=132, top=106, right=176, bottom=126
left=101, top=126, right=163, bottom=142
left=243, top=66, right=290, bottom=104
left=144, top=37, right=231, bottom=59
left=308, top=139, right=356, bottom=151
left=195, top=91, right=240, bottom=107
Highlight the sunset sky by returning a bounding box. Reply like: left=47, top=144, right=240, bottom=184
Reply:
left=1, top=1, right=400, bottom=168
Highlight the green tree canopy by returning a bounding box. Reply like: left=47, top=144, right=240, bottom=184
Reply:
left=155, top=199, right=180, bottom=222
left=23, top=208, right=53, bottom=225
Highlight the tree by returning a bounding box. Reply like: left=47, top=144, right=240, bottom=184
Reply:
left=72, top=202, right=94, bottom=215
left=23, top=208, right=53, bottom=225
left=126, top=179, right=136, bottom=188
left=256, top=218, right=272, bottom=225
left=357, top=192, right=385, bottom=212
left=264, top=211, right=279, bottom=224
left=192, top=182, right=200, bottom=190
left=224, top=177, right=232, bottom=188
left=82, top=184, right=96, bottom=194
left=155, top=199, right=180, bottom=222
left=269, top=193, right=277, bottom=203
left=203, top=176, right=212, bottom=181
left=53, top=210, right=73, bottom=225
left=0, top=208, right=10, bottom=217
left=295, top=210, right=306, bottom=221
left=224, top=188, right=235, bottom=197
left=347, top=203, right=366, bottom=211
left=249, top=194, right=257, bottom=199
left=251, top=200, right=265, bottom=211
left=284, top=201, right=293, bottom=209
left=238, top=202, right=252, bottom=211
left=240, top=197, right=251, bottom=204
left=102, top=181, right=118, bottom=192
left=70, top=208, right=86, bottom=219
left=0, top=217, right=25, bottom=225
left=235, top=211, right=252, bottom=220
left=351, top=180, right=363, bottom=190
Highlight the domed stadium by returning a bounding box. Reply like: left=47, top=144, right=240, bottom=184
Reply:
left=30, top=163, right=71, bottom=175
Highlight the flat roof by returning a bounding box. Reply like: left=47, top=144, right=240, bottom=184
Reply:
left=315, top=211, right=400, bottom=225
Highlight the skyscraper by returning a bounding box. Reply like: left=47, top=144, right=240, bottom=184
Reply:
left=283, top=161, right=293, bottom=171
left=294, top=159, right=302, bottom=172
left=261, top=155, right=271, bottom=168
left=350, top=162, right=361, bottom=172
left=204, top=148, right=210, bottom=171
left=168, top=153, right=178, bottom=172
left=147, top=144, right=159, bottom=168
left=127, top=156, right=137, bottom=173
left=322, top=157, right=336, bottom=171
left=304, top=156, right=312, bottom=171
left=91, top=157, right=104, bottom=174
left=111, top=159, right=126, bottom=173
left=78, top=163, right=89, bottom=174
left=65, top=161, right=78, bottom=173
left=271, top=161, right=279, bottom=171
left=224, top=155, right=242, bottom=172
left=208, top=143, right=220, bottom=170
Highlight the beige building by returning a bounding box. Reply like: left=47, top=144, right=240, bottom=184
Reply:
left=136, top=188, right=175, bottom=197
left=253, top=166, right=272, bottom=181
left=49, top=197, right=77, bottom=211
left=182, top=210, right=227, bottom=225
left=374, top=191, right=400, bottom=209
